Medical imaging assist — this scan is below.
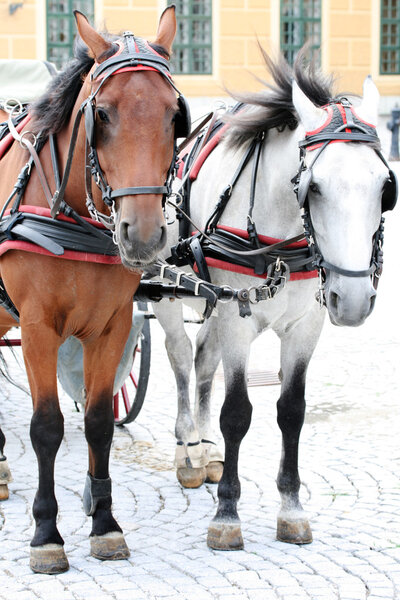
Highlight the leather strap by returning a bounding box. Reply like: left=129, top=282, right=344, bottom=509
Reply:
left=299, top=131, right=379, bottom=148
left=109, top=186, right=168, bottom=199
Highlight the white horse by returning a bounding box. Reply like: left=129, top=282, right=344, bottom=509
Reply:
left=153, top=53, right=396, bottom=550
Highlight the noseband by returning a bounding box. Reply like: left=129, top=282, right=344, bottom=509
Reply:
left=51, top=31, right=191, bottom=229
left=292, top=96, right=398, bottom=294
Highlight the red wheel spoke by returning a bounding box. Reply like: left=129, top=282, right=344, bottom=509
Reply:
left=130, top=371, right=138, bottom=388
left=121, top=383, right=131, bottom=413
left=113, top=393, right=119, bottom=420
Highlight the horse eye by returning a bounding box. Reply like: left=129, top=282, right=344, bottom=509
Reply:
left=96, top=108, right=109, bottom=124
left=309, top=182, right=321, bottom=195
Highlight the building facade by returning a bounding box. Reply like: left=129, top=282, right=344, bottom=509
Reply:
left=0, top=1, right=399, bottom=111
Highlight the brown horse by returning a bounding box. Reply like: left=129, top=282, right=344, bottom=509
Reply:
left=0, top=8, right=184, bottom=573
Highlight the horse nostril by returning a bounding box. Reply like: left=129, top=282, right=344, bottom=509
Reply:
left=329, top=291, right=339, bottom=311
left=369, top=291, right=377, bottom=314
left=120, top=221, right=135, bottom=244
left=159, top=225, right=167, bottom=248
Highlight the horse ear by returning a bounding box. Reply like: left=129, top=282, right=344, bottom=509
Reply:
left=74, top=10, right=112, bottom=62
left=292, top=80, right=326, bottom=132
left=356, top=76, right=380, bottom=127
left=154, top=5, right=177, bottom=56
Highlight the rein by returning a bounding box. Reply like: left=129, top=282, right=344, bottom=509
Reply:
left=168, top=115, right=310, bottom=290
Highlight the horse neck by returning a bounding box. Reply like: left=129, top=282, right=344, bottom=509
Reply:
left=217, top=125, right=304, bottom=240
left=55, top=81, right=98, bottom=216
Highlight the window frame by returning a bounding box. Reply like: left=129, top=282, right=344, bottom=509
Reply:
left=46, top=0, right=94, bottom=69
left=167, top=0, right=213, bottom=76
left=380, top=0, right=400, bottom=75
left=280, top=0, right=322, bottom=66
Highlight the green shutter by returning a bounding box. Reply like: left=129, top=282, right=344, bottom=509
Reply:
left=168, top=0, right=212, bottom=75
left=47, top=0, right=94, bottom=69
left=380, top=0, right=400, bottom=74
left=280, top=0, right=321, bottom=65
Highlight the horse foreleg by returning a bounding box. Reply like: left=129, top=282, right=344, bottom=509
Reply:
left=82, top=308, right=132, bottom=561
left=0, top=425, right=12, bottom=500
left=275, top=307, right=325, bottom=544
left=207, top=315, right=254, bottom=550
left=153, top=300, right=206, bottom=488
left=194, top=318, right=223, bottom=483
left=21, top=324, right=68, bottom=574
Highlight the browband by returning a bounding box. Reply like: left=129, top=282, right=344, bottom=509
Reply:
left=299, top=131, right=379, bottom=148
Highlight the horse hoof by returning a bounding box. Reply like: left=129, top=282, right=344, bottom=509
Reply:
left=207, top=520, right=244, bottom=551
left=30, top=544, right=69, bottom=574
left=90, top=531, right=130, bottom=561
left=176, top=467, right=206, bottom=488
left=0, top=484, right=9, bottom=501
left=277, top=517, right=313, bottom=544
left=205, top=461, right=223, bottom=484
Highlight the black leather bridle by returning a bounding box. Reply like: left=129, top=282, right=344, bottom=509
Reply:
left=292, top=97, right=397, bottom=288
left=50, top=31, right=191, bottom=228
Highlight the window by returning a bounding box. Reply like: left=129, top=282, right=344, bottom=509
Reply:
left=280, top=0, right=321, bottom=65
left=47, top=0, right=94, bottom=69
left=381, top=0, right=400, bottom=74
left=168, top=0, right=212, bottom=75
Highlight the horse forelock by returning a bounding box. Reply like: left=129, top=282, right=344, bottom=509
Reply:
left=226, top=47, right=339, bottom=150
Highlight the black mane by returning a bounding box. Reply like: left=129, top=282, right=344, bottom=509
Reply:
left=31, top=37, right=94, bottom=137
left=31, top=34, right=169, bottom=138
left=227, top=46, right=342, bottom=149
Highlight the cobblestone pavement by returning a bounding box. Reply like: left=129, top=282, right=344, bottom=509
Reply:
left=0, top=119, right=399, bottom=600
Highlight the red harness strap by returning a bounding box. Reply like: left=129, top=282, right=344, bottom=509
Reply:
left=0, top=114, right=31, bottom=161
left=197, top=257, right=317, bottom=281
left=193, top=226, right=318, bottom=281
left=177, top=122, right=231, bottom=181
left=0, top=206, right=122, bottom=264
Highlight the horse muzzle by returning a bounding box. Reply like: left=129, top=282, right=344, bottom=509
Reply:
left=324, top=272, right=377, bottom=327
left=117, top=219, right=167, bottom=268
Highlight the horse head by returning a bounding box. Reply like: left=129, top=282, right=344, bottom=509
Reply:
left=75, top=8, right=185, bottom=269
left=292, top=77, right=395, bottom=327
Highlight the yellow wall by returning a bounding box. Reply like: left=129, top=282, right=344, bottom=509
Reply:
left=0, top=0, right=37, bottom=60
left=0, top=0, right=399, bottom=100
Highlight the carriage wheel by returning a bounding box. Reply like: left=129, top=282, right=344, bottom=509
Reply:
left=113, top=301, right=151, bottom=426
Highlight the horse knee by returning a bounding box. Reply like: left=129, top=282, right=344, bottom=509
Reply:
left=276, top=396, right=305, bottom=435
left=84, top=397, right=114, bottom=452
left=30, top=403, right=64, bottom=456
left=277, top=362, right=307, bottom=435
left=220, top=378, right=252, bottom=443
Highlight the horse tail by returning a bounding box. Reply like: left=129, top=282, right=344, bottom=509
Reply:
left=0, top=341, right=29, bottom=395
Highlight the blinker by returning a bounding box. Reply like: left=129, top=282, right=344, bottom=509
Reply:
left=296, top=167, right=313, bottom=209
left=294, top=100, right=397, bottom=213
left=382, top=169, right=398, bottom=212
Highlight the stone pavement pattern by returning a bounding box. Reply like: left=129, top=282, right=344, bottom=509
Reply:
left=0, top=121, right=399, bottom=600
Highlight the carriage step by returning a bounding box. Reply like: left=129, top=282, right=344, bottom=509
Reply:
left=216, top=369, right=281, bottom=387
left=247, top=370, right=281, bottom=387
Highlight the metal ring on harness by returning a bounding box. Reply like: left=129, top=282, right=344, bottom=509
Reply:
left=247, top=286, right=260, bottom=304
left=4, top=99, right=23, bottom=116
left=18, top=130, right=37, bottom=150
left=169, top=191, right=183, bottom=207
